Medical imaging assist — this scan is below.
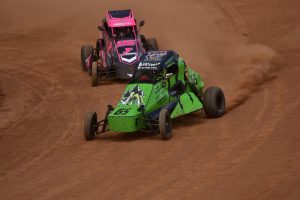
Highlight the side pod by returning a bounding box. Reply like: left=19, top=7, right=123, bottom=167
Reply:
left=171, top=92, right=203, bottom=118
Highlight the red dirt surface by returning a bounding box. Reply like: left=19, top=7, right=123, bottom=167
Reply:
left=0, top=0, right=299, bottom=199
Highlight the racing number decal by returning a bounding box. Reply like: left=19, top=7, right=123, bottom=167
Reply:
left=114, top=108, right=131, bottom=115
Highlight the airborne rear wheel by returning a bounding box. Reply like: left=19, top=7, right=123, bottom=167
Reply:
left=203, top=86, right=225, bottom=118
left=159, top=109, right=172, bottom=140
left=84, top=111, right=98, bottom=141
left=92, top=62, right=98, bottom=87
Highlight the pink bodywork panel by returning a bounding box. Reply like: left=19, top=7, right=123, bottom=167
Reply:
left=114, top=39, right=139, bottom=64
left=106, top=11, right=136, bottom=27
left=116, top=40, right=135, bottom=47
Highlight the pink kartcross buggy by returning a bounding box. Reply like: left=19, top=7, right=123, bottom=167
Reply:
left=81, top=9, right=159, bottom=86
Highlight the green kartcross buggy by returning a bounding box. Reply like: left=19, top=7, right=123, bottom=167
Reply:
left=84, top=51, right=225, bottom=140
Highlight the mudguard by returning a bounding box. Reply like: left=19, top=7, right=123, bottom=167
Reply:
left=186, top=67, right=205, bottom=92
left=171, top=92, right=203, bottom=118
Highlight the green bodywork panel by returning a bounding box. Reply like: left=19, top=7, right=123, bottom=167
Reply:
left=171, top=92, right=203, bottom=118
left=108, top=82, right=169, bottom=132
left=107, top=56, right=205, bottom=133
left=186, top=67, right=205, bottom=95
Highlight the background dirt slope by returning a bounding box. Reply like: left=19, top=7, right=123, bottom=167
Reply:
left=0, top=0, right=299, bottom=199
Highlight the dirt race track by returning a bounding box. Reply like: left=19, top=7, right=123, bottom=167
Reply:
left=0, top=0, right=299, bottom=199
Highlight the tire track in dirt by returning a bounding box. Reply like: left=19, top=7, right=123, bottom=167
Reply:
left=0, top=25, right=80, bottom=181
left=0, top=67, right=55, bottom=131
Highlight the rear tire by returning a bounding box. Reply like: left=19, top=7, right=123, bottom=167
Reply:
left=84, top=111, right=97, bottom=141
left=203, top=86, right=225, bottom=118
left=146, top=38, right=159, bottom=50
left=92, top=62, right=98, bottom=87
left=159, top=109, right=172, bottom=140
left=81, top=45, right=93, bottom=71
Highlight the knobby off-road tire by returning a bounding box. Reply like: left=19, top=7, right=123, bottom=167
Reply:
left=91, top=62, right=98, bottom=87
left=203, top=86, right=225, bottom=118
left=84, top=111, right=97, bottom=141
left=146, top=38, right=159, bottom=50
left=159, top=108, right=173, bottom=140
left=81, top=45, right=93, bottom=71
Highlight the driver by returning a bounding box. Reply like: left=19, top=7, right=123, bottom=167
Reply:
left=125, top=27, right=132, bottom=37
left=116, top=27, right=132, bottom=38
left=117, top=28, right=125, bottom=38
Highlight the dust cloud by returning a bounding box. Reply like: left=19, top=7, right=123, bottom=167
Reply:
left=225, top=44, right=278, bottom=110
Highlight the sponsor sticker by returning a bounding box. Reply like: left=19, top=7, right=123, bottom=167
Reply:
left=144, top=51, right=168, bottom=61
left=117, top=40, right=135, bottom=47
left=120, top=85, right=145, bottom=106
left=138, top=62, right=160, bottom=69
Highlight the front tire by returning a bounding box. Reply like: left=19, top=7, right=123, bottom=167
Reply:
left=81, top=45, right=93, bottom=71
left=92, top=62, right=98, bottom=87
left=203, top=86, right=225, bottom=118
left=84, top=111, right=97, bottom=141
left=159, top=109, right=172, bottom=140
